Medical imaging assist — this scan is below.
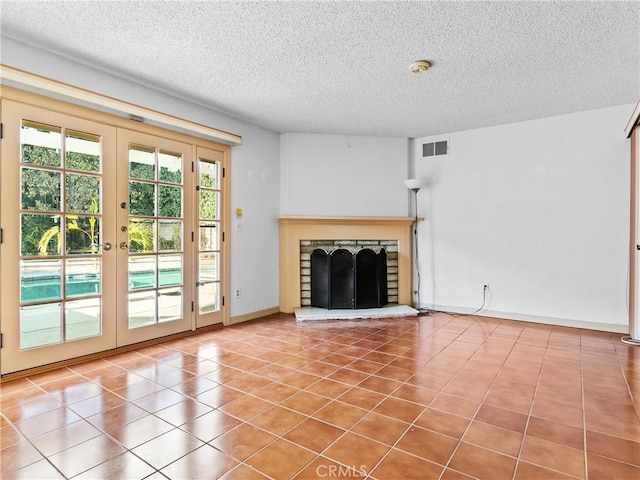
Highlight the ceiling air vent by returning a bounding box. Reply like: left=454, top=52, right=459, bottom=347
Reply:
left=423, top=140, right=448, bottom=157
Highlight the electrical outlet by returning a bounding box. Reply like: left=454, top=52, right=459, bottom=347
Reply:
left=234, top=289, right=241, bottom=299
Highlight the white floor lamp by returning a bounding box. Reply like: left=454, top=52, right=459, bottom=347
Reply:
left=405, top=178, right=426, bottom=311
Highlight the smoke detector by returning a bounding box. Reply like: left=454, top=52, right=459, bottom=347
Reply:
left=410, top=60, right=431, bottom=74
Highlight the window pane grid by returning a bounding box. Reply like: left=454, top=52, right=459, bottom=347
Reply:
left=197, top=158, right=220, bottom=314
left=128, top=144, right=184, bottom=328
left=19, top=120, right=104, bottom=348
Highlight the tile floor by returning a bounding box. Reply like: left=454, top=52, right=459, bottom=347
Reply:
left=1, top=312, right=639, bottom=479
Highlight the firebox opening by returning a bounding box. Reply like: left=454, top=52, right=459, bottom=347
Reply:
left=300, top=240, right=398, bottom=309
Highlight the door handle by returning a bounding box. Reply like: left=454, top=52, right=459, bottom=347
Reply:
left=119, top=242, right=129, bottom=250
left=91, top=242, right=112, bottom=251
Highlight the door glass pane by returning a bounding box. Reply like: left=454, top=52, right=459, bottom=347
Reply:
left=20, top=303, right=62, bottom=349
left=21, top=167, right=61, bottom=211
left=159, top=220, right=181, bottom=251
left=21, top=121, right=61, bottom=167
left=66, top=298, right=101, bottom=341
left=21, top=259, right=62, bottom=302
left=129, top=181, right=155, bottom=216
left=66, top=173, right=100, bottom=213
left=66, top=216, right=101, bottom=254
left=128, top=291, right=156, bottom=328
left=199, top=190, right=218, bottom=220
left=199, top=223, right=218, bottom=251
left=129, top=145, right=155, bottom=180
left=159, top=151, right=182, bottom=183
left=159, top=254, right=182, bottom=287
left=66, top=131, right=100, bottom=172
left=159, top=185, right=181, bottom=217
left=129, top=256, right=156, bottom=290
left=129, top=219, right=156, bottom=253
left=199, top=283, right=218, bottom=314
left=158, top=288, right=182, bottom=322
left=199, top=160, right=217, bottom=188
left=21, top=214, right=61, bottom=256
left=199, top=253, right=218, bottom=282
left=66, top=258, right=101, bottom=297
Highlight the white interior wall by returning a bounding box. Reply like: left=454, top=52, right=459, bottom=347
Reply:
left=413, top=104, right=634, bottom=331
left=1, top=37, right=281, bottom=318
left=280, top=133, right=409, bottom=216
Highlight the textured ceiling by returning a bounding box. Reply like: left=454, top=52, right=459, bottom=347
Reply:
left=1, top=1, right=639, bottom=138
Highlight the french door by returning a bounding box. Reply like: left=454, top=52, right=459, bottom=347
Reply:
left=0, top=100, right=227, bottom=375
left=195, top=146, right=225, bottom=327
left=115, top=129, right=194, bottom=346
left=0, top=101, right=118, bottom=373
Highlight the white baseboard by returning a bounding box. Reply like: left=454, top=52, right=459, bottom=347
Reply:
left=422, top=304, right=629, bottom=334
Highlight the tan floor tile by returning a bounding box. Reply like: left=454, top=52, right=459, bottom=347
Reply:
left=586, top=452, right=640, bottom=480
left=294, top=457, right=366, bottom=479
left=586, top=429, right=640, bottom=466
left=526, top=416, right=584, bottom=450
left=160, top=444, right=239, bottom=479
left=449, top=443, right=517, bottom=480
left=246, top=438, right=316, bottom=479
left=323, top=432, right=390, bottom=472
left=371, top=448, right=443, bottom=480
left=8, top=459, right=66, bottom=479
left=313, top=401, right=369, bottom=429
left=211, top=423, right=276, bottom=460
left=284, top=417, right=345, bottom=453
left=218, top=394, right=273, bottom=421
left=520, top=435, right=585, bottom=478
left=107, top=414, right=173, bottom=449
left=180, top=409, right=242, bottom=442
left=249, top=405, right=306, bottom=435
left=132, top=428, right=204, bottom=469
left=463, top=421, right=523, bottom=457
left=30, top=419, right=102, bottom=456
left=372, top=396, right=424, bottom=423
left=396, top=425, right=458, bottom=465
left=514, top=461, right=579, bottom=480
left=48, top=434, right=126, bottom=478
left=280, top=390, right=331, bottom=415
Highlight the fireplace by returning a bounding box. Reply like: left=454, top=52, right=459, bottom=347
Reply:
left=277, top=216, right=415, bottom=313
left=300, top=240, right=398, bottom=308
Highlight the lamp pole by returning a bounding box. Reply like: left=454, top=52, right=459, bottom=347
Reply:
left=410, top=187, right=421, bottom=310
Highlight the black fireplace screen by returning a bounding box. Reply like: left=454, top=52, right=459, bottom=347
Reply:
left=310, top=248, right=388, bottom=309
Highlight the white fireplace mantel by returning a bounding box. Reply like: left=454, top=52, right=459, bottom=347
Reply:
left=277, top=216, right=416, bottom=313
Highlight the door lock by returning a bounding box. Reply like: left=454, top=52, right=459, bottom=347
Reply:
left=119, top=242, right=129, bottom=250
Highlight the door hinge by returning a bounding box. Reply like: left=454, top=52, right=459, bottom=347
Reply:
left=0, top=333, right=3, bottom=349
left=0, top=123, right=3, bottom=139
left=191, top=161, right=195, bottom=173
left=0, top=228, right=3, bottom=244
left=191, top=301, right=194, bottom=312
left=222, top=167, right=225, bottom=178
left=222, top=296, right=225, bottom=306
left=191, top=231, right=194, bottom=242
